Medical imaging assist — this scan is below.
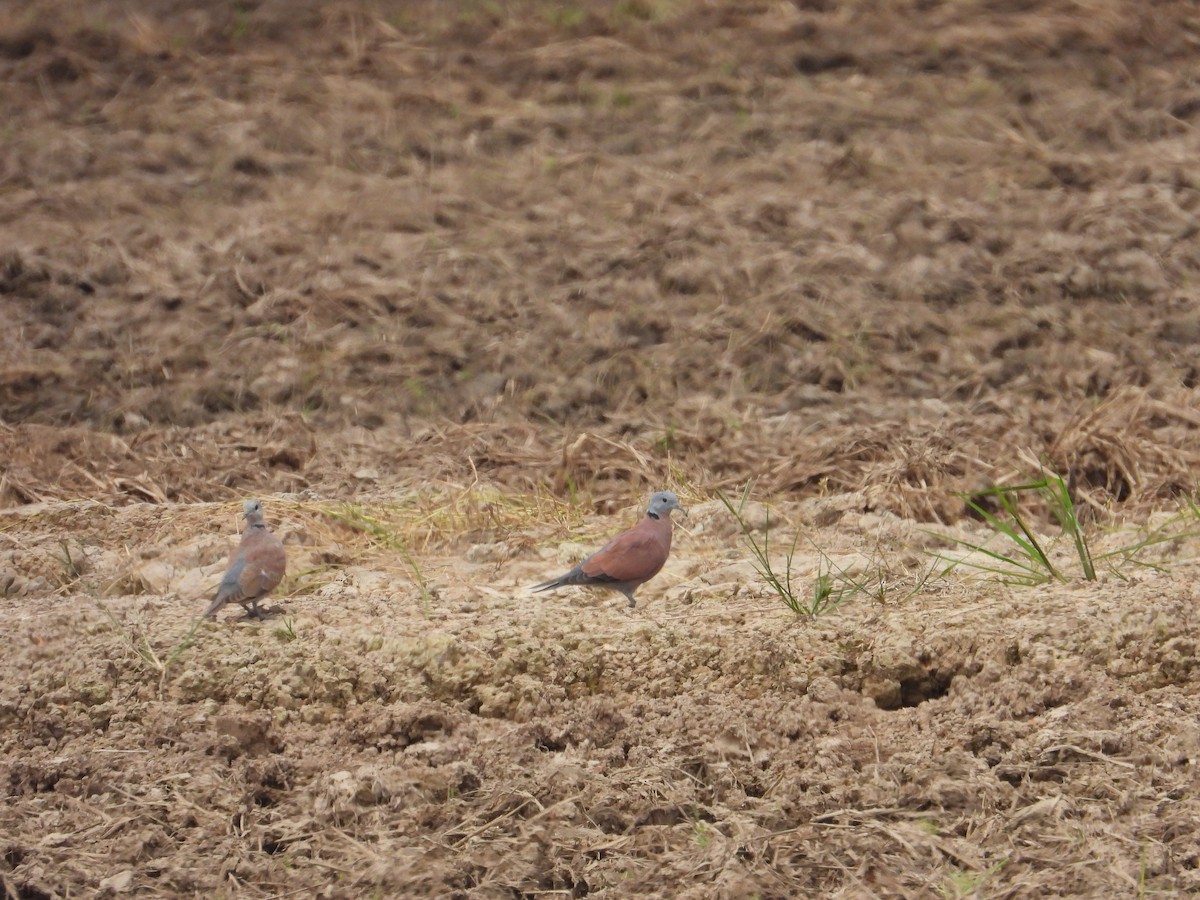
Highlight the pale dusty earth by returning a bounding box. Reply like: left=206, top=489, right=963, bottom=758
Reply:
left=3, top=1, right=1200, bottom=897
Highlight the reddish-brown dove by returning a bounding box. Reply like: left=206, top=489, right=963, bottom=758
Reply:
left=204, top=499, right=287, bottom=620
left=532, top=491, right=686, bottom=608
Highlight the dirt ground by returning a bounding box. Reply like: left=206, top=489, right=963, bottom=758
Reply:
left=3, top=0, right=1200, bottom=896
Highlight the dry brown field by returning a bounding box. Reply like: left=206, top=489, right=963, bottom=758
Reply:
left=3, top=1, right=1200, bottom=896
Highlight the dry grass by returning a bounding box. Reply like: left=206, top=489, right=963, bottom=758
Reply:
left=2, top=0, right=1198, bottom=524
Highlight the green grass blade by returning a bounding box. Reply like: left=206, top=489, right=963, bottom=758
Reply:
left=932, top=532, right=1047, bottom=576
left=1045, top=474, right=1094, bottom=581
left=963, top=496, right=1040, bottom=560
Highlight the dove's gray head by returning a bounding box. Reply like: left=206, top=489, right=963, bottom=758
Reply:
left=646, top=491, right=685, bottom=519
left=242, top=499, right=265, bottom=523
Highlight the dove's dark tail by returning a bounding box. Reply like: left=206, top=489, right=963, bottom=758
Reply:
left=532, top=563, right=595, bottom=593
left=203, top=591, right=230, bottom=619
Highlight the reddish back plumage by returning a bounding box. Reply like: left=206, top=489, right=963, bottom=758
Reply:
left=531, top=491, right=685, bottom=608
left=579, top=512, right=672, bottom=585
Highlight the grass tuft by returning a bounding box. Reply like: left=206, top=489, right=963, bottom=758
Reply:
left=719, top=484, right=943, bottom=616
left=718, top=484, right=853, bottom=619
left=932, top=471, right=1200, bottom=585
left=273, top=616, right=298, bottom=642
left=97, top=602, right=203, bottom=697
left=933, top=475, right=1077, bottom=586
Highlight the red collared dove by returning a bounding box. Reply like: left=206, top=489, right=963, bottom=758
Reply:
left=204, top=499, right=287, bottom=620
left=532, top=491, right=686, bottom=608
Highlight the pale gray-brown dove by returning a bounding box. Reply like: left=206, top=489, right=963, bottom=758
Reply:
left=532, top=491, right=685, bottom=608
left=204, top=499, right=287, bottom=620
